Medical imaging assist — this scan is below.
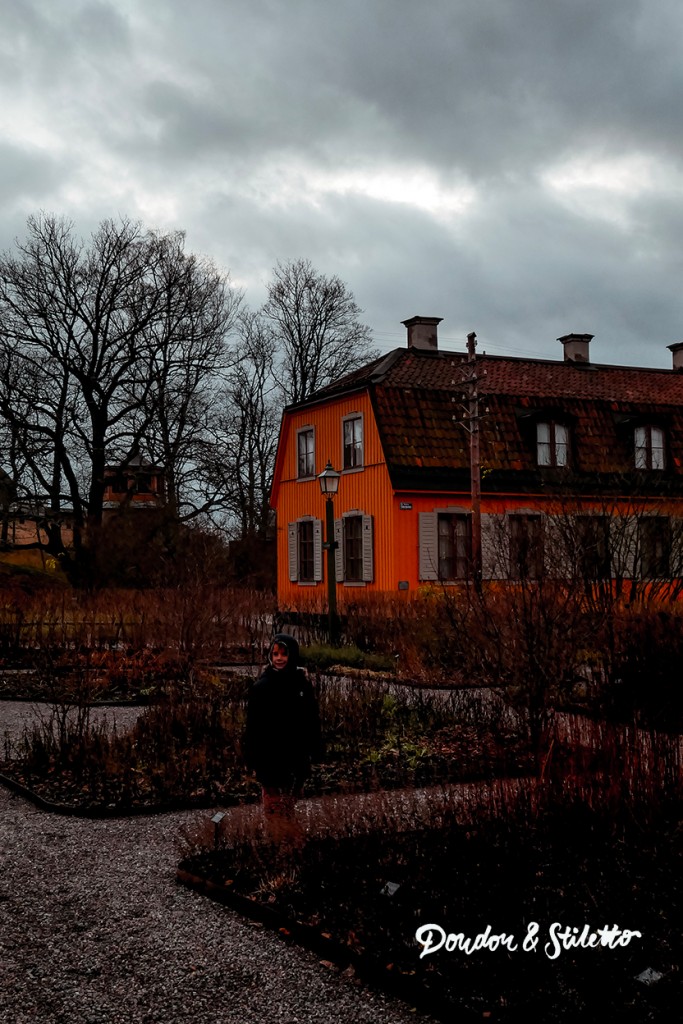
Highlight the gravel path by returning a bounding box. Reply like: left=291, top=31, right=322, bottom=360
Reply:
left=0, top=697, right=436, bottom=1024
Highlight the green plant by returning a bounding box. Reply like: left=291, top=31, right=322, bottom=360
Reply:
left=300, top=643, right=395, bottom=673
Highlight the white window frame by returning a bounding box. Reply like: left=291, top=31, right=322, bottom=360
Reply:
left=637, top=515, right=671, bottom=579
left=341, top=413, right=364, bottom=471
left=418, top=507, right=472, bottom=581
left=634, top=425, right=665, bottom=471
left=334, top=510, right=373, bottom=585
left=287, top=517, right=323, bottom=585
left=575, top=514, right=611, bottom=581
left=508, top=512, right=545, bottom=579
left=536, top=421, right=569, bottom=468
left=296, top=426, right=316, bottom=479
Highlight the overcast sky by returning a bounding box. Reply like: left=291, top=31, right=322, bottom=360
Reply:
left=2, top=0, right=682, bottom=367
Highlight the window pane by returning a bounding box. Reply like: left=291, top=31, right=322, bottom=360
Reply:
left=634, top=425, right=666, bottom=471
left=651, top=426, right=665, bottom=470
left=438, top=516, right=453, bottom=579
left=298, top=430, right=314, bottom=477
left=537, top=441, right=551, bottom=466
left=536, top=422, right=551, bottom=467
left=509, top=515, right=544, bottom=578
left=344, top=515, right=363, bottom=580
left=298, top=520, right=314, bottom=581
left=639, top=517, right=671, bottom=577
left=555, top=424, right=568, bottom=467
left=343, top=417, right=363, bottom=469
left=576, top=516, right=610, bottom=580
left=536, top=421, right=568, bottom=467
left=437, top=513, right=471, bottom=579
left=634, top=425, right=648, bottom=470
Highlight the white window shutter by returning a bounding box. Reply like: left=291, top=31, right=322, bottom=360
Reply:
left=362, top=514, right=374, bottom=582
left=418, top=512, right=438, bottom=580
left=334, top=518, right=343, bottom=581
left=313, top=518, right=323, bottom=582
left=288, top=523, right=298, bottom=581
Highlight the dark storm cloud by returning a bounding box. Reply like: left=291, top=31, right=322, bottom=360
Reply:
left=124, top=0, right=683, bottom=176
left=0, top=0, right=681, bottom=366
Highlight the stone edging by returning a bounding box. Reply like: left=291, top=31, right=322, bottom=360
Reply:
left=0, top=771, right=253, bottom=819
left=0, top=694, right=149, bottom=706
left=176, top=868, right=460, bottom=1023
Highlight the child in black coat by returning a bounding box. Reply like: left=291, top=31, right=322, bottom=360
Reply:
left=243, top=633, right=321, bottom=837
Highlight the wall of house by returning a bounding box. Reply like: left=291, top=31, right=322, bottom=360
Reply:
left=276, top=391, right=398, bottom=608
left=276, top=390, right=683, bottom=607
left=102, top=472, right=164, bottom=508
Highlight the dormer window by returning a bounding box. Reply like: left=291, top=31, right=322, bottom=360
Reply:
left=537, top=421, right=569, bottom=467
left=634, top=425, right=665, bottom=470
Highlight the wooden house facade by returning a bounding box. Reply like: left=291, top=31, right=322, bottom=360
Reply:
left=270, top=318, right=683, bottom=609
left=102, top=453, right=166, bottom=513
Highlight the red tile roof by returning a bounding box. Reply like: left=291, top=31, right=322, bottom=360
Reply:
left=375, top=349, right=683, bottom=405
left=298, top=347, right=683, bottom=494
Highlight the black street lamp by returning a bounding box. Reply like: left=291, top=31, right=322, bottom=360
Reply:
left=318, top=461, right=341, bottom=645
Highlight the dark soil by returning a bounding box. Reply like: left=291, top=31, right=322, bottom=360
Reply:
left=180, top=803, right=682, bottom=1022
left=0, top=750, right=533, bottom=815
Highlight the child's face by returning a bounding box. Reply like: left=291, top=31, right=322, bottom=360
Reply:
left=271, top=643, right=289, bottom=670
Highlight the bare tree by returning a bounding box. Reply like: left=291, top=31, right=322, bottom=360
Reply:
left=0, top=214, right=237, bottom=584
left=136, top=234, right=242, bottom=519
left=209, top=311, right=280, bottom=540
left=262, top=258, right=378, bottom=405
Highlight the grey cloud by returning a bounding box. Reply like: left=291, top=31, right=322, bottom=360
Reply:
left=0, top=144, right=68, bottom=216
left=0, top=0, right=681, bottom=371
left=99, top=0, right=683, bottom=189
left=74, top=1, right=131, bottom=53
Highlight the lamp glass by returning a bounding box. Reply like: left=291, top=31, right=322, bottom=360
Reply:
left=318, top=461, right=340, bottom=496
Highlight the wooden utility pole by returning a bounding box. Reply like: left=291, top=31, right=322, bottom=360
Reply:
left=453, top=332, right=484, bottom=589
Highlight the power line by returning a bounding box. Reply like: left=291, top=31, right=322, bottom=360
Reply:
left=371, top=330, right=554, bottom=360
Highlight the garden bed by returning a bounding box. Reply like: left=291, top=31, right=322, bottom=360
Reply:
left=0, top=741, right=533, bottom=816
left=0, top=650, right=258, bottom=704
left=0, top=673, right=533, bottom=813
left=178, top=791, right=682, bottom=1022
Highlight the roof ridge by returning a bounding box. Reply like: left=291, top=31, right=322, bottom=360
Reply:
left=368, top=347, right=404, bottom=383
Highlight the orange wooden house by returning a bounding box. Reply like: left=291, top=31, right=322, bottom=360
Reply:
left=270, top=317, right=683, bottom=609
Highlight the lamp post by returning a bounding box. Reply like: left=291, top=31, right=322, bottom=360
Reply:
left=318, top=461, right=341, bottom=646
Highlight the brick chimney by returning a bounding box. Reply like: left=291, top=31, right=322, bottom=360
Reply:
left=402, top=316, right=442, bottom=351
left=558, top=333, right=593, bottom=364
left=667, top=342, right=683, bottom=371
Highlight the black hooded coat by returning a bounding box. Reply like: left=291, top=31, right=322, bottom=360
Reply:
left=243, top=634, right=322, bottom=788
